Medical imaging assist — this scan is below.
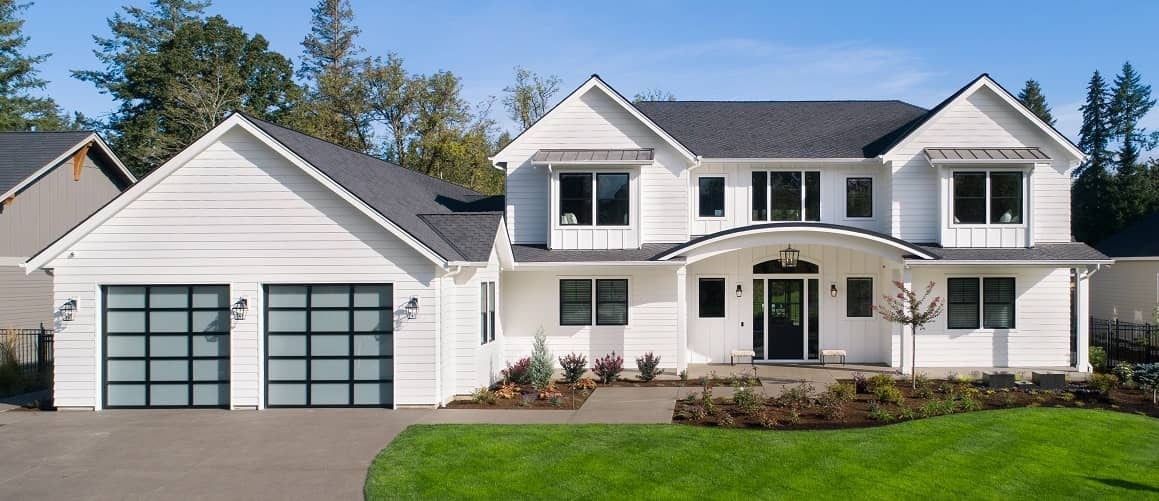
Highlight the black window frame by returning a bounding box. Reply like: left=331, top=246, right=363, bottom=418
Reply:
left=751, top=170, right=821, bottom=222
left=952, top=171, right=1024, bottom=226
left=952, top=172, right=987, bottom=224
left=698, top=278, right=726, bottom=318
left=102, top=285, right=231, bottom=409
left=559, top=173, right=593, bottom=226
left=559, top=278, right=629, bottom=326
left=595, top=279, right=629, bottom=326
left=480, top=281, right=496, bottom=345
left=558, top=172, right=631, bottom=227
left=989, top=172, right=1024, bottom=225
left=947, top=278, right=981, bottom=329
left=596, top=173, right=631, bottom=226
left=845, top=277, right=874, bottom=318
left=845, top=177, right=873, bottom=218
left=697, top=176, right=726, bottom=218
left=559, top=279, right=593, bottom=326
left=983, top=277, right=1016, bottom=329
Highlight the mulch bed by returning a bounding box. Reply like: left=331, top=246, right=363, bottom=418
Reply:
left=608, top=377, right=762, bottom=388
left=445, top=384, right=595, bottom=410
left=673, top=379, right=1159, bottom=430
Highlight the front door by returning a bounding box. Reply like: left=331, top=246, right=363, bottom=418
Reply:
left=767, top=279, right=804, bottom=359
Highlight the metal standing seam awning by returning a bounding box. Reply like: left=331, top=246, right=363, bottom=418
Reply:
left=924, top=147, right=1050, bottom=163
left=530, top=148, right=654, bottom=165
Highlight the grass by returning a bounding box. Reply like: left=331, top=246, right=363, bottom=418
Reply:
left=365, top=408, right=1159, bottom=500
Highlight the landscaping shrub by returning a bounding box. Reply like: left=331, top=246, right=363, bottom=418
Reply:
left=779, top=380, right=814, bottom=408
left=826, top=383, right=855, bottom=404
left=592, top=352, right=624, bottom=384
left=1112, top=362, right=1135, bottom=385
left=867, top=401, right=895, bottom=422
left=528, top=329, right=554, bottom=390
left=732, top=384, right=761, bottom=415
left=470, top=387, right=496, bottom=404
left=756, top=409, right=778, bottom=428
left=851, top=372, right=868, bottom=393
left=957, top=395, right=982, bottom=412
left=537, top=383, right=562, bottom=400
left=919, top=400, right=942, bottom=418
left=867, top=373, right=895, bottom=393
left=558, top=353, right=588, bottom=384
left=818, top=392, right=847, bottom=421
left=717, top=410, right=735, bottom=427
left=636, top=352, right=662, bottom=382
left=502, top=357, right=532, bottom=385
left=897, top=403, right=916, bottom=420
left=1090, top=373, right=1119, bottom=397
left=1089, top=346, right=1107, bottom=371
left=873, top=384, right=903, bottom=405
left=1134, top=363, right=1159, bottom=404
left=678, top=369, right=688, bottom=381
left=494, top=382, right=519, bottom=399
left=574, top=377, right=597, bottom=391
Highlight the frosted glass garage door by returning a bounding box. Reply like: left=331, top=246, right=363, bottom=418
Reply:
left=103, top=285, right=231, bottom=408
left=264, top=284, right=393, bottom=407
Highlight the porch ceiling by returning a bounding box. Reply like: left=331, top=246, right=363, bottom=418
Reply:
left=656, top=223, right=937, bottom=263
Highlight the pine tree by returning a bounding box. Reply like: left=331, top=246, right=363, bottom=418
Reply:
left=1108, top=61, right=1157, bottom=171
left=1016, top=79, right=1055, bottom=125
left=1073, top=71, right=1115, bottom=243
left=0, top=0, right=71, bottom=130
left=298, top=0, right=369, bottom=151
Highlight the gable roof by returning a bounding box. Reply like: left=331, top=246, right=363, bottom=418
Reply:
left=1095, top=212, right=1159, bottom=258
left=879, top=74, right=1085, bottom=161
left=25, top=114, right=503, bottom=271
left=634, top=100, right=928, bottom=158
left=0, top=131, right=135, bottom=199
left=418, top=212, right=504, bottom=262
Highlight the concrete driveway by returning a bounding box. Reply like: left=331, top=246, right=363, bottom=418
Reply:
left=0, top=408, right=435, bottom=500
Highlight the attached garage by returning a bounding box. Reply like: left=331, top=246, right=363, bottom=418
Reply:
left=264, top=284, right=394, bottom=407
left=103, top=285, right=231, bottom=408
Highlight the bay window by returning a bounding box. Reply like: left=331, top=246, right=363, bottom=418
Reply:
left=559, top=172, right=630, bottom=226
left=752, top=170, right=820, bottom=222
left=952, top=171, right=1023, bottom=225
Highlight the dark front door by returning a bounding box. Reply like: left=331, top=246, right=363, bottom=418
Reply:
left=767, top=279, right=804, bottom=359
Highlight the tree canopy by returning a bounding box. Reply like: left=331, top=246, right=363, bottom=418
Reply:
left=0, top=0, right=75, bottom=130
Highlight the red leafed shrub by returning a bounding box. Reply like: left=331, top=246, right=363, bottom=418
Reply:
left=502, top=357, right=532, bottom=385
left=592, top=352, right=624, bottom=385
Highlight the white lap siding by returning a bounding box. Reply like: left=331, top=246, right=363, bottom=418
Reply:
left=894, top=266, right=1072, bottom=368
left=1090, top=260, right=1159, bottom=323
left=47, top=129, right=440, bottom=409
left=446, top=250, right=504, bottom=397
left=500, top=266, right=680, bottom=371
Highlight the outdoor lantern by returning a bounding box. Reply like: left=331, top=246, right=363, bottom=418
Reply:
left=405, top=297, right=420, bottom=319
left=59, top=298, right=77, bottom=322
left=830, top=283, right=839, bottom=298
left=735, top=283, right=743, bottom=298
left=231, top=297, right=248, bottom=321
left=779, top=245, right=800, bottom=269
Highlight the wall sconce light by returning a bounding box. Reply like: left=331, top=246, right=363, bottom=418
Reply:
left=60, top=298, right=77, bottom=322
left=830, top=283, right=838, bottom=298
left=735, top=284, right=743, bottom=298
left=231, top=297, right=248, bottom=320
left=405, top=297, right=420, bottom=319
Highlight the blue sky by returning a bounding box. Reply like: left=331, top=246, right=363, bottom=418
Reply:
left=21, top=0, right=1159, bottom=143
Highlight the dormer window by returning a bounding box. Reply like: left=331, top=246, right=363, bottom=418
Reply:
left=559, top=172, right=630, bottom=226
left=952, top=171, right=1023, bottom=225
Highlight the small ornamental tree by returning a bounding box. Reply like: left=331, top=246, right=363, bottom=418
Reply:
left=528, top=327, right=554, bottom=390
left=874, top=281, right=945, bottom=388
left=1134, top=363, right=1159, bottom=405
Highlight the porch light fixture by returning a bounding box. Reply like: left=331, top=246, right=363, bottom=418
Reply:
left=231, top=297, right=248, bottom=321
left=779, top=245, right=800, bottom=269
left=59, top=298, right=77, bottom=322
left=405, top=297, right=420, bottom=319
left=735, top=284, right=743, bottom=298
left=830, top=283, right=838, bottom=298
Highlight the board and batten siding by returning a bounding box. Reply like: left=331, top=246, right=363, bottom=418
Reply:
left=46, top=128, right=441, bottom=409
left=1090, top=260, right=1159, bottom=323
left=501, top=266, right=679, bottom=368
left=884, top=86, right=1074, bottom=246
left=891, top=266, right=1073, bottom=367
left=497, top=88, right=689, bottom=247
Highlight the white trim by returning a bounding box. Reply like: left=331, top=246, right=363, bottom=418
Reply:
left=694, top=275, right=729, bottom=319
left=491, top=76, right=696, bottom=166
left=513, top=260, right=684, bottom=269
left=948, top=168, right=1029, bottom=228
left=0, top=133, right=136, bottom=202
left=904, top=259, right=1114, bottom=266
left=657, top=226, right=937, bottom=261
left=748, top=169, right=822, bottom=224
left=531, top=159, right=652, bottom=166
left=551, top=169, right=636, bottom=231
left=884, top=76, right=1086, bottom=162
left=842, top=175, right=875, bottom=221
left=24, top=115, right=449, bottom=272
left=556, top=275, right=631, bottom=328
left=1106, top=256, right=1159, bottom=262
left=693, top=173, right=729, bottom=221
left=843, top=275, right=875, bottom=320
left=702, top=157, right=880, bottom=164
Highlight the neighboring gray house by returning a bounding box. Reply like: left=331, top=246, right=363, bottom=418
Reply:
left=0, top=132, right=134, bottom=329
left=1091, top=212, right=1159, bottom=323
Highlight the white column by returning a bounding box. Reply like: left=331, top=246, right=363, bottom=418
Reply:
left=676, top=266, right=688, bottom=371
left=900, top=267, right=914, bottom=375
left=1075, top=267, right=1091, bottom=373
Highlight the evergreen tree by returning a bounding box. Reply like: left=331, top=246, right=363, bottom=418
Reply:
left=0, top=0, right=72, bottom=130
left=1073, top=71, right=1115, bottom=243
left=1108, top=61, right=1157, bottom=171
left=1016, top=79, right=1055, bottom=126
left=298, top=0, right=369, bottom=151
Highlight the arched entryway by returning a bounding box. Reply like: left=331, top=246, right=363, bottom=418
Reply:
left=752, top=257, right=820, bottom=360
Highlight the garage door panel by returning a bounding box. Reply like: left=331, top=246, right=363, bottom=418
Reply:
left=267, top=359, right=306, bottom=380
left=107, top=311, right=145, bottom=333
left=150, top=384, right=189, bottom=406
left=107, top=360, right=145, bottom=381
left=193, top=384, right=229, bottom=406
left=354, top=383, right=391, bottom=405
left=149, top=336, right=188, bottom=357
left=354, top=334, right=392, bottom=356
left=107, top=384, right=145, bottom=406
left=107, top=336, right=145, bottom=357
left=268, top=383, right=306, bottom=405
left=267, top=310, right=306, bottom=332
left=268, top=335, right=305, bottom=356
left=192, top=335, right=229, bottom=356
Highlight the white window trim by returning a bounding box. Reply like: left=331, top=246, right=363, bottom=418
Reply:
left=480, top=281, right=496, bottom=345
left=557, top=276, right=631, bottom=328
left=843, top=275, right=875, bottom=320
left=694, top=174, right=728, bottom=221
left=949, top=168, right=1029, bottom=229
left=842, top=176, right=875, bottom=221
left=945, top=274, right=1018, bottom=331
left=696, top=275, right=729, bottom=318
left=551, top=169, right=636, bottom=231
left=749, top=169, right=822, bottom=224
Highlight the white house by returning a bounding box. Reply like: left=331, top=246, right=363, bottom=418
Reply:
left=26, top=73, right=1109, bottom=410
left=1090, top=212, right=1159, bottom=323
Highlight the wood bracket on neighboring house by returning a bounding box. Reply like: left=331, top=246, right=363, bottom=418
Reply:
left=1, top=196, right=12, bottom=207
left=72, top=141, right=94, bottom=181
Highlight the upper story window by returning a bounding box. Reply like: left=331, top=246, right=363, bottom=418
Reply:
left=697, top=176, right=726, bottom=218
left=845, top=177, right=873, bottom=218
left=559, top=172, right=630, bottom=226
left=752, top=171, right=820, bottom=222
left=952, top=171, right=1023, bottom=225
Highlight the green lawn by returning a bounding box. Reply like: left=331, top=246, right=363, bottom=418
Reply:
left=365, top=408, right=1159, bottom=500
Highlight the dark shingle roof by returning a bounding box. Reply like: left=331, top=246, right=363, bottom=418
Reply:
left=633, top=100, right=928, bottom=158
left=243, top=114, right=503, bottom=262
left=512, top=243, right=683, bottom=263
left=915, top=243, right=1109, bottom=262
left=1096, top=212, right=1159, bottom=258
left=0, top=131, right=96, bottom=194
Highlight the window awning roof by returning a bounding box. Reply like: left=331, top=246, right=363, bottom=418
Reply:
left=924, top=147, right=1050, bottom=163
left=531, top=148, right=654, bottom=165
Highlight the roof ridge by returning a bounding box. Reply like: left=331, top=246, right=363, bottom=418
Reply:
left=638, top=99, right=925, bottom=108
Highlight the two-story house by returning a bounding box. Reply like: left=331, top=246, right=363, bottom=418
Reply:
left=25, top=74, right=1107, bottom=411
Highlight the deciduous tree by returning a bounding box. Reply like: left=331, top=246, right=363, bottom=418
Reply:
left=632, top=88, right=676, bottom=103
left=874, top=281, right=944, bottom=388
left=502, top=66, right=560, bottom=131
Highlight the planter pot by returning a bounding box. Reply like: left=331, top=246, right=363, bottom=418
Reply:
left=1032, top=372, right=1065, bottom=390
left=984, top=372, right=1016, bottom=389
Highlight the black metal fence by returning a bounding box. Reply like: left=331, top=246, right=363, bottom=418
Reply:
left=1090, top=317, right=1159, bottom=366
left=1, top=326, right=54, bottom=380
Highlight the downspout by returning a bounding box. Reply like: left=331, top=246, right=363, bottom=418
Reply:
left=436, top=265, right=465, bottom=406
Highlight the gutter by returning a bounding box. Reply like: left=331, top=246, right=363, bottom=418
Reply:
left=903, top=259, right=1115, bottom=266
